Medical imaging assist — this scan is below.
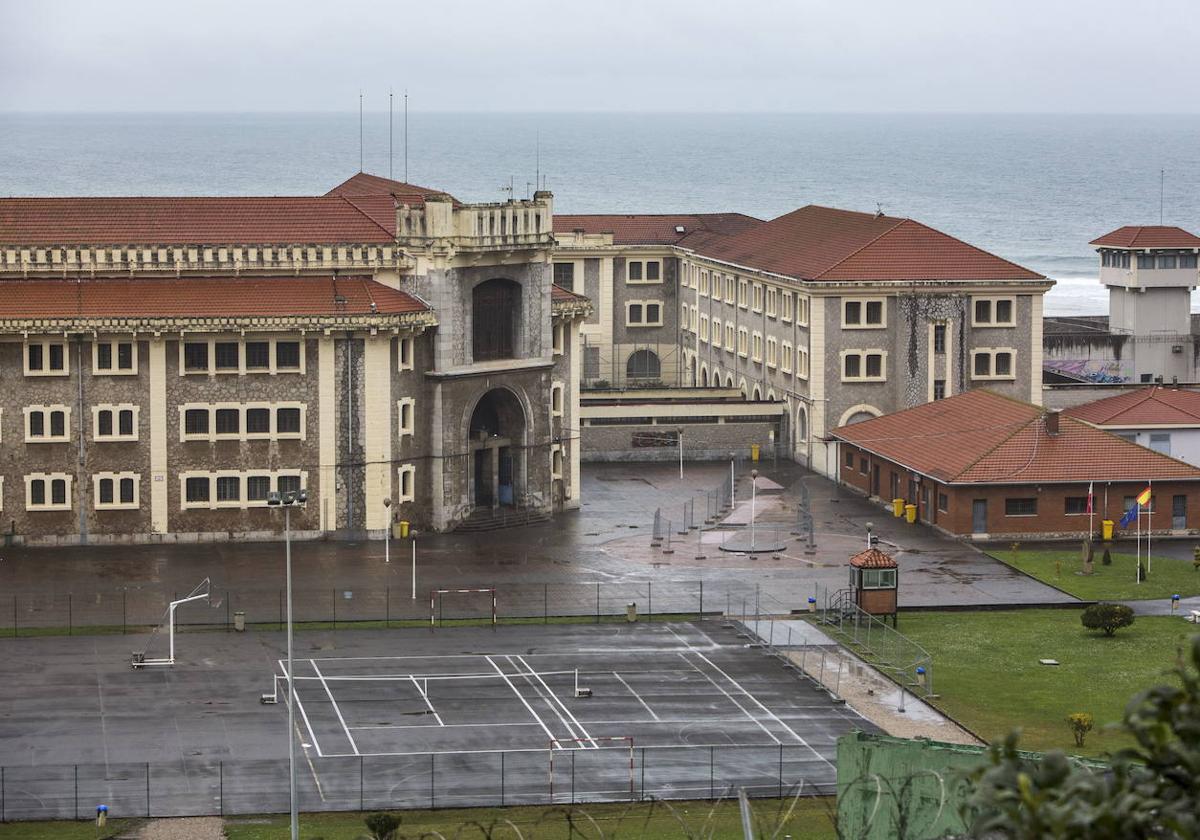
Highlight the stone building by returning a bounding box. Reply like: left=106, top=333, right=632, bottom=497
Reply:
left=554, top=206, right=1051, bottom=475
left=0, top=173, right=589, bottom=544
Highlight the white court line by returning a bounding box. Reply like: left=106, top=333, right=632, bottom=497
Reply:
left=612, top=671, right=661, bottom=722
left=305, top=648, right=711, bottom=663
left=672, top=651, right=780, bottom=745
left=346, top=714, right=834, bottom=731
left=485, top=655, right=558, bottom=744
left=409, top=676, right=445, bottom=726
left=310, top=660, right=361, bottom=756
left=278, top=659, right=324, bottom=758
left=506, top=655, right=593, bottom=748
left=317, top=741, right=839, bottom=758
left=286, top=669, right=579, bottom=683
left=667, top=627, right=836, bottom=774
left=514, top=655, right=598, bottom=749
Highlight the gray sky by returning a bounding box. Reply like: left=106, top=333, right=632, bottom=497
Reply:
left=3, top=0, right=1199, bottom=113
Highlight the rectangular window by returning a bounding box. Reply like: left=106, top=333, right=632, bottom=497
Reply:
left=933, top=324, right=946, bottom=354
left=973, top=297, right=1016, bottom=326
left=183, top=342, right=209, bottom=372
left=185, top=476, right=210, bottom=503
left=766, top=287, right=777, bottom=317
left=30, top=479, right=45, bottom=506
left=25, top=341, right=68, bottom=376
left=119, top=477, right=135, bottom=505
left=51, top=479, right=66, bottom=506
left=859, top=456, right=868, bottom=475
left=99, top=478, right=114, bottom=505
left=118, top=409, right=134, bottom=437
left=28, top=474, right=73, bottom=510
left=184, top=409, right=209, bottom=436
left=246, top=408, right=270, bottom=435
left=277, top=474, right=301, bottom=496
left=214, top=342, right=239, bottom=370
left=98, top=410, right=113, bottom=437
left=844, top=298, right=885, bottom=328
left=845, top=450, right=855, bottom=467
left=972, top=349, right=1017, bottom=380
left=28, top=343, right=43, bottom=371
left=50, top=411, right=64, bottom=437
left=752, top=284, right=762, bottom=312
left=398, top=465, right=416, bottom=502
left=724, top=276, right=734, bottom=303
left=1064, top=496, right=1089, bottom=515
left=49, top=344, right=64, bottom=371
left=1137, top=253, right=1155, bottom=269
left=246, top=475, right=271, bottom=502
left=865, top=354, right=882, bottom=378
left=116, top=342, right=133, bottom=370
left=245, top=341, right=271, bottom=370
left=781, top=292, right=792, bottom=322
left=398, top=337, right=414, bottom=371
left=1181, top=254, right=1198, bottom=269
left=1005, top=498, right=1037, bottom=516
left=553, top=263, right=574, bottom=287
left=974, top=353, right=991, bottom=377
left=994, top=352, right=1012, bottom=377
left=646, top=261, right=660, bottom=281
left=277, top=407, right=302, bottom=435
left=844, top=354, right=861, bottom=378
left=937, top=493, right=949, bottom=512
left=96, top=343, right=112, bottom=370
left=628, top=303, right=643, bottom=325
left=397, top=398, right=415, bottom=436
left=738, top=279, right=748, bottom=308
left=215, top=408, right=240, bottom=435
left=275, top=341, right=301, bottom=370
left=628, top=261, right=643, bottom=281
left=933, top=379, right=946, bottom=400
left=974, top=299, right=991, bottom=324
left=216, top=476, right=240, bottom=502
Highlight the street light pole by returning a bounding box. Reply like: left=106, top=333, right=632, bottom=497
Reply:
left=750, top=468, right=758, bottom=550
left=678, top=427, right=684, bottom=480
left=729, top=451, right=736, bottom=509
left=268, top=488, right=307, bottom=840
left=383, top=497, right=392, bottom=564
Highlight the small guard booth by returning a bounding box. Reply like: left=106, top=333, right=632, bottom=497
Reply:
left=848, top=547, right=899, bottom=626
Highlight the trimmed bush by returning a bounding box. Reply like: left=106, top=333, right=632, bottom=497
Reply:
left=1102, top=547, right=1112, bottom=566
left=363, top=813, right=402, bottom=840
left=1066, top=712, right=1094, bottom=748
left=1081, top=602, right=1135, bottom=637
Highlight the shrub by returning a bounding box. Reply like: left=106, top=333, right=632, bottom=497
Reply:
left=1102, top=547, right=1112, bottom=566
left=1066, top=712, right=1094, bottom=748
left=1081, top=602, right=1135, bottom=637
left=363, top=813, right=402, bottom=840
left=1138, top=561, right=1148, bottom=582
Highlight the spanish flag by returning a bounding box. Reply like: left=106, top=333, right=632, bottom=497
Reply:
left=1136, top=485, right=1152, bottom=507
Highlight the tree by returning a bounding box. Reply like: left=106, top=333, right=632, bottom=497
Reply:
left=963, top=634, right=1200, bottom=839
left=1066, top=712, right=1093, bottom=748
left=1102, top=547, right=1112, bottom=566
left=1081, top=603, right=1135, bottom=637
left=361, top=813, right=402, bottom=840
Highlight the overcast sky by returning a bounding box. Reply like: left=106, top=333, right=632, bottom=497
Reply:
left=3, top=0, right=1199, bottom=113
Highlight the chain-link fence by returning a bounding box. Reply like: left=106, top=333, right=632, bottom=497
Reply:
left=816, top=585, right=934, bottom=697
left=1, top=579, right=813, bottom=636
left=0, top=745, right=835, bottom=822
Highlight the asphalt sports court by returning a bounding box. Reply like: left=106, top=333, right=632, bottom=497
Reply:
left=281, top=621, right=874, bottom=807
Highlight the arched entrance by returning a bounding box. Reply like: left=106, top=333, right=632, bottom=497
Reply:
left=468, top=388, right=527, bottom=509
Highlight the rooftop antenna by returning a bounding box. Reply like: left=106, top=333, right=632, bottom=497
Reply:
left=1160, top=168, right=1165, bottom=225
left=359, top=90, right=364, bottom=173
left=404, top=91, right=409, bottom=183
left=535, top=128, right=540, bottom=193
left=389, top=89, right=394, bottom=180
left=875, top=202, right=884, bottom=218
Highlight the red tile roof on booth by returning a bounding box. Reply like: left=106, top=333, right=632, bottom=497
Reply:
left=831, top=389, right=1200, bottom=484
left=695, top=206, right=1044, bottom=282
left=0, top=196, right=397, bottom=245
left=0, top=276, right=429, bottom=320
left=849, top=548, right=897, bottom=568
left=553, top=213, right=763, bottom=246
left=1065, top=386, right=1200, bottom=427
left=1090, top=226, right=1200, bottom=249
left=551, top=283, right=588, bottom=303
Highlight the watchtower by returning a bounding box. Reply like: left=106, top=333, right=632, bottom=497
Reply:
left=848, top=547, right=898, bottom=626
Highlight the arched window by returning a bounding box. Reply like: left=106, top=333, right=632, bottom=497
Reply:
left=626, top=349, right=661, bottom=381
left=752, top=385, right=762, bottom=401
left=473, top=278, right=521, bottom=362
left=700, top=367, right=709, bottom=387
left=796, top=405, right=808, bottom=441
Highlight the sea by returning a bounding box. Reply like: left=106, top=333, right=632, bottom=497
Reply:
left=3, top=112, right=1200, bottom=316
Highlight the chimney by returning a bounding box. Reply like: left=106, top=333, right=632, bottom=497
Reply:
left=1045, top=409, right=1061, bottom=436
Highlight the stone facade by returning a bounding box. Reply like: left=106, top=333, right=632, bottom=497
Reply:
left=0, top=176, right=590, bottom=544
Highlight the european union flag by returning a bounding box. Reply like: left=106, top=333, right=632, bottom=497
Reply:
left=1119, top=505, right=1138, bottom=529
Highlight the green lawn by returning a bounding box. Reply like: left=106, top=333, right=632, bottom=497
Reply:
left=0, top=819, right=138, bottom=839
left=992, top=548, right=1200, bottom=601
left=220, top=798, right=836, bottom=839
left=900, top=610, right=1198, bottom=756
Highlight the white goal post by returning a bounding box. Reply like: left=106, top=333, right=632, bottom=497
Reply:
left=131, top=578, right=216, bottom=668
left=429, top=587, right=497, bottom=626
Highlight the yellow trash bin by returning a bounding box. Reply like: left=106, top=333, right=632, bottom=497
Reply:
left=750, top=444, right=760, bottom=462
left=892, top=498, right=905, bottom=518
left=904, top=504, right=917, bottom=524
left=399, top=519, right=410, bottom=539
left=1101, top=519, right=1114, bottom=541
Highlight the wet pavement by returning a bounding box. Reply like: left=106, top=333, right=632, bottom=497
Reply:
left=0, top=462, right=1076, bottom=624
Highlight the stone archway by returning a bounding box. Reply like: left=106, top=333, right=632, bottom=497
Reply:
left=467, top=388, right=527, bottom=509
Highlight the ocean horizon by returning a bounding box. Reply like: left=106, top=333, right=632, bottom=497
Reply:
left=4, top=111, right=1199, bottom=316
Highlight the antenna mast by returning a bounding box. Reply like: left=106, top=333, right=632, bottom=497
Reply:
left=404, top=91, right=409, bottom=183
left=1160, top=168, right=1165, bottom=224
left=359, top=90, right=364, bottom=173
left=389, top=90, right=394, bottom=180
left=535, top=129, right=540, bottom=193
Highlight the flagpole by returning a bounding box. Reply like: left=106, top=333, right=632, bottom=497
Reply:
left=1147, top=481, right=1152, bottom=572
left=1088, top=481, right=1094, bottom=540
left=1136, top=501, right=1142, bottom=584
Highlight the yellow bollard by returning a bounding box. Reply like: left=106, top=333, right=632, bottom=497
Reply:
left=750, top=444, right=760, bottom=462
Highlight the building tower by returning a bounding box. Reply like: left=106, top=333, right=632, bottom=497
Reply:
left=1092, top=225, right=1200, bottom=383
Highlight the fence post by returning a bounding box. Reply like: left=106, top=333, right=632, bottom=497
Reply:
left=709, top=746, right=714, bottom=799
left=225, top=593, right=230, bottom=631
left=595, top=583, right=600, bottom=623
left=778, top=743, right=784, bottom=798
left=640, top=748, right=646, bottom=800
left=1, top=766, right=4, bottom=822
left=571, top=750, right=576, bottom=805
left=68, top=594, right=72, bottom=636
left=360, top=755, right=364, bottom=810
left=74, top=764, right=78, bottom=820
left=219, top=761, right=223, bottom=817
left=332, top=588, right=337, bottom=630
left=501, top=751, right=505, bottom=806
left=647, top=582, right=652, bottom=622
left=11, top=596, right=15, bottom=638
left=145, top=761, right=150, bottom=817
left=279, top=589, right=283, bottom=629
left=544, top=584, right=548, bottom=624
left=386, top=586, right=390, bottom=629
left=123, top=590, right=127, bottom=635
left=699, top=581, right=704, bottom=618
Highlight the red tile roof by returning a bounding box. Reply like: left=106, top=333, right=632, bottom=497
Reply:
left=831, top=389, right=1200, bottom=484
left=696, top=206, right=1044, bottom=282
left=324, top=172, right=460, bottom=210
left=0, top=276, right=429, bottom=320
left=0, top=196, right=397, bottom=245
left=1090, top=226, right=1200, bottom=249
left=1065, top=386, right=1200, bottom=427
left=553, top=213, right=763, bottom=246
left=551, top=283, right=588, bottom=303
left=849, top=548, right=897, bottom=568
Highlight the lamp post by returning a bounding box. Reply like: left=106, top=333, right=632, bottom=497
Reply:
left=750, top=468, right=758, bottom=550
left=268, top=487, right=307, bottom=840
left=383, top=497, right=392, bottom=564
left=677, top=426, right=684, bottom=480
left=866, top=521, right=875, bottom=550
left=729, top=451, right=736, bottom=509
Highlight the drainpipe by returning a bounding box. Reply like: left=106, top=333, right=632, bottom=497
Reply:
left=76, top=334, right=88, bottom=543
left=345, top=331, right=355, bottom=531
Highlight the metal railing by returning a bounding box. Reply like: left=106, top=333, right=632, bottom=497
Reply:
left=0, top=746, right=834, bottom=822
left=817, top=587, right=934, bottom=697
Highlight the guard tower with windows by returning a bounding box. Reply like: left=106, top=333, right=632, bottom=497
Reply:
left=848, top=547, right=898, bottom=626
left=1092, top=226, right=1200, bottom=383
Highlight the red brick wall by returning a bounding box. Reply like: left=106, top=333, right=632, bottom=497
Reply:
left=836, top=442, right=1200, bottom=537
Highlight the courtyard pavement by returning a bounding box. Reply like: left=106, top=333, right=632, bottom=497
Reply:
left=0, top=462, right=1077, bottom=622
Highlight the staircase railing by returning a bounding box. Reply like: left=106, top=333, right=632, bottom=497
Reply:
left=819, top=588, right=934, bottom=697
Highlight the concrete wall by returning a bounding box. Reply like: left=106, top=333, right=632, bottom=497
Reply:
left=582, top=418, right=780, bottom=462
